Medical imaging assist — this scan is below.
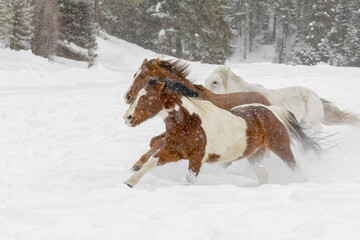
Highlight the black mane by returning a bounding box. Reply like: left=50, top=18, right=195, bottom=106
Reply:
left=164, top=79, right=200, bottom=98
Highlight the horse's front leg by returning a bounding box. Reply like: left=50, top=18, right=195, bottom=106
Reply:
left=125, top=155, right=159, bottom=188
left=185, top=158, right=203, bottom=184
left=125, top=147, right=182, bottom=188
left=131, top=138, right=165, bottom=171
left=149, top=132, right=166, bottom=147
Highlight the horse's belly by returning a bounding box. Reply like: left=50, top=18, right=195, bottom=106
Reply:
left=201, top=119, right=248, bottom=164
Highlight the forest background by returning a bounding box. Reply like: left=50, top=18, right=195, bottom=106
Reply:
left=0, top=0, right=359, bottom=67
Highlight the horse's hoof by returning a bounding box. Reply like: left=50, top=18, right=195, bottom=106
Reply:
left=131, top=165, right=141, bottom=171
left=125, top=182, right=133, bottom=188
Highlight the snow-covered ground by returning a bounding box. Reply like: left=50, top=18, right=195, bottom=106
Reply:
left=1, top=34, right=360, bottom=240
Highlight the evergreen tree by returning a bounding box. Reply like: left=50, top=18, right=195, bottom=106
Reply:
left=343, top=1, right=360, bottom=67
left=343, top=24, right=360, bottom=67
left=292, top=35, right=320, bottom=65
left=136, top=0, right=162, bottom=51
left=157, top=0, right=233, bottom=64
left=0, top=0, right=10, bottom=46
left=100, top=0, right=143, bottom=44
left=58, top=0, right=97, bottom=64
left=324, top=0, right=360, bottom=66
left=9, top=0, right=33, bottom=51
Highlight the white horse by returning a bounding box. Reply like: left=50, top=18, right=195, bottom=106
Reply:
left=205, top=66, right=359, bottom=130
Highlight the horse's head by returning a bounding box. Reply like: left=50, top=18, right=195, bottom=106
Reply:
left=204, top=66, right=230, bottom=94
left=124, top=78, right=200, bottom=127
left=124, top=58, right=191, bottom=104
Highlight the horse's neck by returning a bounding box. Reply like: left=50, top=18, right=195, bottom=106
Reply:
left=193, top=84, right=214, bottom=101
left=229, top=74, right=265, bottom=93
left=162, top=102, right=203, bottom=134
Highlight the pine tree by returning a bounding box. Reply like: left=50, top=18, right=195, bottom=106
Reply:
left=58, top=0, right=97, bottom=64
left=100, top=0, right=143, bottom=44
left=343, top=1, right=360, bottom=67
left=156, top=0, right=233, bottom=64
left=343, top=24, right=360, bottom=67
left=292, top=35, right=320, bottom=65
left=324, top=0, right=359, bottom=66
left=0, top=0, right=11, bottom=46
left=9, top=0, right=33, bottom=51
left=136, top=0, right=162, bottom=51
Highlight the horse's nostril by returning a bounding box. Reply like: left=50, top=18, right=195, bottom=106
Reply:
left=127, top=115, right=134, bottom=120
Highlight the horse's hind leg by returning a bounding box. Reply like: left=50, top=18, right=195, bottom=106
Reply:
left=302, top=94, right=324, bottom=135
left=248, top=148, right=269, bottom=185
left=267, top=135, right=307, bottom=181
left=267, top=137, right=297, bottom=169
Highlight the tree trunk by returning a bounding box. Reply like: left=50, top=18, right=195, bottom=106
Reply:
left=94, top=0, right=100, bottom=26
left=273, top=14, right=277, bottom=41
left=244, top=14, right=247, bottom=60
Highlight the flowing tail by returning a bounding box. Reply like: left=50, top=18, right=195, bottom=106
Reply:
left=321, top=98, right=360, bottom=126
left=271, top=106, right=322, bottom=153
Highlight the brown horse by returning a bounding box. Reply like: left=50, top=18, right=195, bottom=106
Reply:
left=123, top=78, right=320, bottom=187
left=125, top=58, right=271, bottom=171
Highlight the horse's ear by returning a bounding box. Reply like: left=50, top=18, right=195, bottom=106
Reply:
left=142, top=58, right=149, bottom=67
left=222, top=66, right=230, bottom=72
left=217, top=66, right=230, bottom=73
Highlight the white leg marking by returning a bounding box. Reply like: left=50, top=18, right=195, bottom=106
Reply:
left=292, top=165, right=308, bottom=182
left=124, top=157, right=159, bottom=187
left=185, top=170, right=197, bottom=185
left=249, top=158, right=269, bottom=185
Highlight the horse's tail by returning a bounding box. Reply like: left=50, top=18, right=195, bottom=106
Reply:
left=321, top=98, right=360, bottom=127
left=271, top=106, right=322, bottom=153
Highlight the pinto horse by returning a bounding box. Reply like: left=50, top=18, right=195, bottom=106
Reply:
left=125, top=58, right=271, bottom=171
left=123, top=78, right=320, bottom=187
left=205, top=66, right=360, bottom=129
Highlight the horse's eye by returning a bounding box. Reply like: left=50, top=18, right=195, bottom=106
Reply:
left=127, top=95, right=132, bottom=101
left=141, top=75, right=146, bottom=79
left=213, top=81, right=218, bottom=85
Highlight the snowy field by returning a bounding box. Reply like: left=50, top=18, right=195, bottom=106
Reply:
left=1, top=34, right=360, bottom=240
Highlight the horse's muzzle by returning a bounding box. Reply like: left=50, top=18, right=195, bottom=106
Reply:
left=124, top=115, right=138, bottom=127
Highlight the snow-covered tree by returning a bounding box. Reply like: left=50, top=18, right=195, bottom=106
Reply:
left=0, top=0, right=11, bottom=46
left=9, top=0, right=33, bottom=51
left=292, top=36, right=320, bottom=65
left=323, top=0, right=360, bottom=66
left=100, top=0, right=143, bottom=44
left=155, top=0, right=233, bottom=64
left=343, top=24, right=360, bottom=67
left=58, top=0, right=97, bottom=65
